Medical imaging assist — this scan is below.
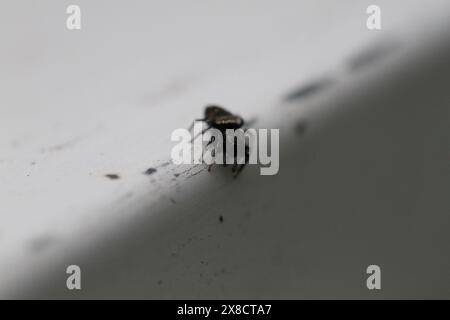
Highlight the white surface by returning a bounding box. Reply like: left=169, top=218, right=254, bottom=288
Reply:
left=0, top=1, right=449, bottom=298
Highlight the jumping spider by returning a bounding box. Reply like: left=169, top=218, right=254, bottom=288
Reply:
left=189, top=105, right=250, bottom=178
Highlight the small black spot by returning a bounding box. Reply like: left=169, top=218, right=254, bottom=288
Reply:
left=348, top=41, right=398, bottom=71
left=144, top=168, right=157, bottom=175
left=284, top=78, right=333, bottom=102
left=157, top=161, right=171, bottom=168
left=157, top=280, right=163, bottom=286
left=31, top=161, right=36, bottom=166
left=219, top=216, right=224, bottom=223
left=170, top=198, right=176, bottom=204
left=295, top=121, right=308, bottom=135
left=174, top=173, right=180, bottom=177
left=105, top=174, right=120, bottom=180
left=29, top=235, right=55, bottom=253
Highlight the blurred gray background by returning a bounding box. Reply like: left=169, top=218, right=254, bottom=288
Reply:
left=0, top=0, right=449, bottom=299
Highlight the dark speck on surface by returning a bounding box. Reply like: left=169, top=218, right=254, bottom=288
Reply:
left=105, top=174, right=120, bottom=180
left=284, top=77, right=333, bottom=102
left=219, top=215, right=224, bottom=223
left=157, top=161, right=171, bottom=168
left=295, top=121, right=308, bottom=135
left=174, top=173, right=180, bottom=177
left=144, top=168, right=157, bottom=175
left=29, top=235, right=55, bottom=253
left=348, top=41, right=398, bottom=71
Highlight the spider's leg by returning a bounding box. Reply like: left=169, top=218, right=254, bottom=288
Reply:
left=233, top=163, right=247, bottom=178
left=243, top=117, right=257, bottom=128
left=206, top=135, right=215, bottom=146
left=205, top=147, right=216, bottom=172
left=188, top=118, right=206, bottom=132
left=233, top=144, right=250, bottom=178
left=190, top=125, right=210, bottom=143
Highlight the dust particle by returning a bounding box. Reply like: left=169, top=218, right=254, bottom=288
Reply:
left=29, top=235, right=56, bottom=253
left=144, top=168, right=157, bottom=175
left=284, top=77, right=333, bottom=102
left=295, top=121, right=308, bottom=135
left=105, top=174, right=120, bottom=180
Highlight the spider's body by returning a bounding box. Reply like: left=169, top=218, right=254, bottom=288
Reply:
left=203, top=105, right=244, bottom=131
left=190, top=105, right=249, bottom=177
